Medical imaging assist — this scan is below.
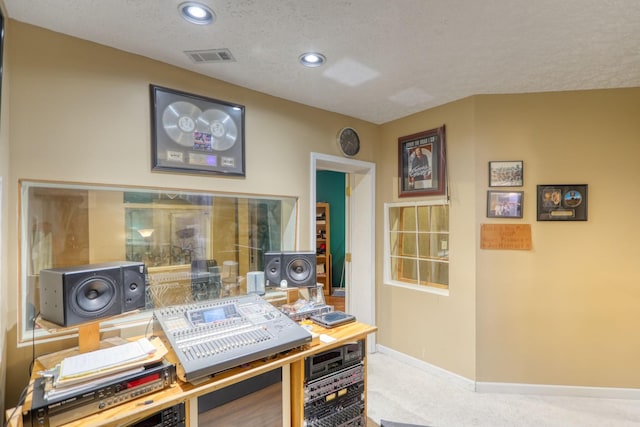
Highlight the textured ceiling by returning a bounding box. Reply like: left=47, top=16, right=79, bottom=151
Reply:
left=4, top=0, right=640, bottom=124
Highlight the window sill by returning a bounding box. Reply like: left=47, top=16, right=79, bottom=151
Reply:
left=384, top=280, right=450, bottom=296
left=18, top=311, right=153, bottom=347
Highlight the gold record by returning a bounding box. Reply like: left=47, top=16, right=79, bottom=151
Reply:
left=162, top=101, right=202, bottom=147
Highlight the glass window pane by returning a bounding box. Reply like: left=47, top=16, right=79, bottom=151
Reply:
left=390, top=256, right=400, bottom=281
left=433, top=261, right=449, bottom=286
left=386, top=201, right=448, bottom=291
left=418, top=233, right=450, bottom=260
left=389, top=231, right=400, bottom=257
left=431, top=205, right=449, bottom=232
left=401, top=207, right=417, bottom=232
left=400, top=258, right=418, bottom=282
left=401, top=233, right=416, bottom=257
left=388, top=207, right=401, bottom=233
left=20, top=180, right=297, bottom=343
left=417, top=233, right=431, bottom=259
left=417, top=205, right=430, bottom=232
left=433, top=233, right=449, bottom=260
left=419, top=260, right=449, bottom=287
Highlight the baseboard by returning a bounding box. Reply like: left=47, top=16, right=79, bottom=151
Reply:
left=476, top=381, right=640, bottom=399
left=375, top=344, right=475, bottom=391
left=375, top=344, right=640, bottom=400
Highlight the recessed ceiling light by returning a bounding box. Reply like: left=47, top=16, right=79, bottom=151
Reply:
left=179, top=2, right=215, bottom=25
left=299, top=52, right=327, bottom=67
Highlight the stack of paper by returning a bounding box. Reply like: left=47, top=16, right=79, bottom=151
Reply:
left=56, top=337, right=157, bottom=387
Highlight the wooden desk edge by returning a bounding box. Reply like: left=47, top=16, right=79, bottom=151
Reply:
left=8, top=322, right=377, bottom=427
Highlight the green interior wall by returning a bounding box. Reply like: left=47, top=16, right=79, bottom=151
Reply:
left=316, top=171, right=346, bottom=288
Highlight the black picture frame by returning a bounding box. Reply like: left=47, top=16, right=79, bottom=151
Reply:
left=489, top=160, right=523, bottom=187
left=150, top=85, right=246, bottom=176
left=537, top=184, right=588, bottom=221
left=398, top=125, right=446, bottom=197
left=487, top=191, right=524, bottom=218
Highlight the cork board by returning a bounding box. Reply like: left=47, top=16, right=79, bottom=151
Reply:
left=480, top=224, right=532, bottom=250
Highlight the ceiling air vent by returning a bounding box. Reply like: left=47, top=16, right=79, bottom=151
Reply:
left=184, top=48, right=236, bottom=63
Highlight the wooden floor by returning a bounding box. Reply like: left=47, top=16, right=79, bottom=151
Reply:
left=199, top=382, right=282, bottom=426
left=325, top=293, right=345, bottom=311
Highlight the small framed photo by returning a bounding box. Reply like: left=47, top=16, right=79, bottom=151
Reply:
left=537, top=184, right=588, bottom=221
left=398, top=125, right=447, bottom=197
left=487, top=190, right=524, bottom=218
left=489, top=161, right=523, bottom=187
left=150, top=85, right=246, bottom=176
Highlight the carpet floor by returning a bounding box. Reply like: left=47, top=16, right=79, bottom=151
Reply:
left=366, top=352, right=640, bottom=427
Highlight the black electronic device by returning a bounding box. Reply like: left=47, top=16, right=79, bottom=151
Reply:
left=264, top=251, right=316, bottom=288
left=122, top=262, right=147, bottom=311
left=153, top=293, right=312, bottom=383
left=309, top=311, right=356, bottom=329
left=303, top=341, right=366, bottom=426
left=39, top=261, right=146, bottom=327
left=127, top=402, right=185, bottom=427
left=23, top=361, right=176, bottom=427
left=304, top=339, right=364, bottom=382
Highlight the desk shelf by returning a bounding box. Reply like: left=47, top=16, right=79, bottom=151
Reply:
left=8, top=322, right=376, bottom=427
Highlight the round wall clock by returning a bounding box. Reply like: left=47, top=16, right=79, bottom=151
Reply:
left=337, top=127, right=360, bottom=157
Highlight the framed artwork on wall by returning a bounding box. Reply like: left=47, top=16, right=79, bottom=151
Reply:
left=398, top=125, right=447, bottom=197
left=487, top=190, right=524, bottom=218
left=537, top=184, right=588, bottom=221
left=150, top=85, right=246, bottom=176
left=489, top=160, right=523, bottom=187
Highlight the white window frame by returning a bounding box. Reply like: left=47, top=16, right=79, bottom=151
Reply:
left=383, top=200, right=449, bottom=296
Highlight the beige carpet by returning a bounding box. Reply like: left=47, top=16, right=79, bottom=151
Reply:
left=367, top=352, right=640, bottom=427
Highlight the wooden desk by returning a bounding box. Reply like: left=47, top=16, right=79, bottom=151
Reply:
left=8, top=321, right=376, bottom=427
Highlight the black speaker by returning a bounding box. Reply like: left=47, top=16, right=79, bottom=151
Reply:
left=264, top=251, right=316, bottom=288
left=122, top=262, right=147, bottom=312
left=264, top=252, right=283, bottom=286
left=39, top=261, right=145, bottom=327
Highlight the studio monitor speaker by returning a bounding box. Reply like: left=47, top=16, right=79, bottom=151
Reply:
left=264, top=252, right=283, bottom=287
left=39, top=261, right=146, bottom=327
left=263, top=251, right=316, bottom=288
left=122, top=262, right=147, bottom=312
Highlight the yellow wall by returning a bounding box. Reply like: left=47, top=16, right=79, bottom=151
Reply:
left=375, top=89, right=640, bottom=388
left=0, top=6, right=9, bottom=418
left=376, top=99, right=478, bottom=379
left=473, top=90, right=640, bottom=387
left=4, top=17, right=640, bottom=412
left=2, top=20, right=378, bottom=406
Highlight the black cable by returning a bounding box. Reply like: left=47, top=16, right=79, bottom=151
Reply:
left=144, top=312, right=155, bottom=339
left=29, top=311, right=40, bottom=377
left=3, top=383, right=32, bottom=427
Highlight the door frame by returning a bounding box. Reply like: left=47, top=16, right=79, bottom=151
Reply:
left=310, top=153, right=376, bottom=351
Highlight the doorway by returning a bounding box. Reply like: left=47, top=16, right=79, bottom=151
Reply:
left=316, top=170, right=346, bottom=297
left=310, top=153, right=376, bottom=351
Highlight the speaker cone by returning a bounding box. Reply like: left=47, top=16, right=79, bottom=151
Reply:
left=286, top=258, right=313, bottom=284
left=74, top=277, right=117, bottom=314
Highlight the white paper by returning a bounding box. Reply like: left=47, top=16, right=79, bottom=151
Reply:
left=59, top=338, right=156, bottom=379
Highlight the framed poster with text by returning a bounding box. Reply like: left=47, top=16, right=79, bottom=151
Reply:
left=398, top=125, right=446, bottom=197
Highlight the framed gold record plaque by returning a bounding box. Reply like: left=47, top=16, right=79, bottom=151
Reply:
left=537, top=184, right=588, bottom=221
left=150, top=85, right=245, bottom=176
